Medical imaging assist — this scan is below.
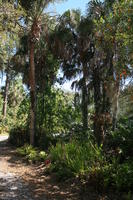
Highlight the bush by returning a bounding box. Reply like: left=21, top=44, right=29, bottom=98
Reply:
left=49, top=140, right=104, bottom=179
left=100, top=117, right=133, bottom=192
left=0, top=117, right=9, bottom=134
left=101, top=160, right=133, bottom=191
left=49, top=138, right=133, bottom=192
left=17, top=144, right=33, bottom=156
left=17, top=144, right=47, bottom=163
left=114, top=161, right=133, bottom=190
left=107, top=117, right=133, bottom=160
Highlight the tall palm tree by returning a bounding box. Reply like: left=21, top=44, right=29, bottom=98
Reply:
left=19, top=0, right=64, bottom=146
left=50, top=10, right=94, bottom=134
left=88, top=0, right=123, bottom=144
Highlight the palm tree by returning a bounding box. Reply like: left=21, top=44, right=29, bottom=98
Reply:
left=50, top=10, right=94, bottom=134
left=19, top=0, right=64, bottom=146
left=87, top=0, right=123, bottom=144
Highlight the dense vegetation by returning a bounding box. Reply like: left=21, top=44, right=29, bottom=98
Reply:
left=0, top=0, right=133, bottom=198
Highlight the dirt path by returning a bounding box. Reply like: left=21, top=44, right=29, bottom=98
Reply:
left=0, top=135, right=47, bottom=200
left=0, top=136, right=80, bottom=200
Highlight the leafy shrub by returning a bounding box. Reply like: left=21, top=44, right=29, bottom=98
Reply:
left=17, top=144, right=35, bottom=156
left=0, top=116, right=9, bottom=135
left=49, top=140, right=104, bottom=179
left=101, top=117, right=133, bottom=192
left=107, top=117, right=133, bottom=160
left=17, top=144, right=47, bottom=163
left=49, top=137, right=133, bottom=191
left=101, top=161, right=133, bottom=191
left=39, top=151, right=47, bottom=161
left=81, top=160, right=133, bottom=194
left=114, top=161, right=133, bottom=190
left=27, top=150, right=38, bottom=162
left=0, top=126, right=8, bottom=135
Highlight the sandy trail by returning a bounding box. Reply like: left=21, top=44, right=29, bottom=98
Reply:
left=0, top=135, right=44, bottom=200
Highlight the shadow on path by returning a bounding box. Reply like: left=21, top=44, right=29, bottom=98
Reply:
left=0, top=136, right=47, bottom=200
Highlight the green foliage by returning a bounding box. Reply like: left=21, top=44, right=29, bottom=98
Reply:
left=0, top=94, right=8, bottom=134
left=19, top=0, right=35, bottom=12
left=39, top=151, right=47, bottom=160
left=17, top=144, right=47, bottom=163
left=119, top=85, right=133, bottom=119
left=100, top=160, right=133, bottom=191
left=49, top=130, right=133, bottom=191
left=108, top=117, right=133, bottom=160
left=17, top=144, right=34, bottom=156
left=36, top=88, right=81, bottom=147
left=0, top=77, right=29, bottom=138
left=0, top=120, right=9, bottom=135
left=8, top=86, right=80, bottom=149
left=113, top=162, right=133, bottom=190
left=49, top=140, right=103, bottom=179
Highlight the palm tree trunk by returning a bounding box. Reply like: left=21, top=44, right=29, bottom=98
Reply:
left=29, top=41, right=36, bottom=146
left=82, top=64, right=88, bottom=134
left=93, top=66, right=104, bottom=145
left=102, top=52, right=114, bottom=133
left=3, top=73, right=10, bottom=118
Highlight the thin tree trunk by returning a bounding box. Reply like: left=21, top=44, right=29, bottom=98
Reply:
left=3, top=73, right=10, bottom=118
left=93, top=66, right=104, bottom=146
left=102, top=52, right=114, bottom=134
left=29, top=41, right=36, bottom=146
left=112, top=79, right=120, bottom=131
left=82, top=64, right=88, bottom=134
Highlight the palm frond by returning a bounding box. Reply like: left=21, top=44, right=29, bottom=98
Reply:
left=87, top=0, right=104, bottom=18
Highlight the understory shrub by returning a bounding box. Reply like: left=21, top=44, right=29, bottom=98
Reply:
left=107, top=117, right=133, bottom=160
left=101, top=160, right=133, bottom=191
left=0, top=117, right=9, bottom=134
left=113, top=161, right=133, bottom=190
left=49, top=140, right=104, bottom=179
left=49, top=138, right=133, bottom=192
left=100, top=118, right=133, bottom=192
left=17, top=144, right=47, bottom=163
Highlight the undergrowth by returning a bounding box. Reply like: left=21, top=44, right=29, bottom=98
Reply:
left=17, top=144, right=47, bottom=163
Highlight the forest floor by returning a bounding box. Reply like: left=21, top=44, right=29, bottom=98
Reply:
left=0, top=135, right=124, bottom=200
left=0, top=135, right=82, bottom=200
